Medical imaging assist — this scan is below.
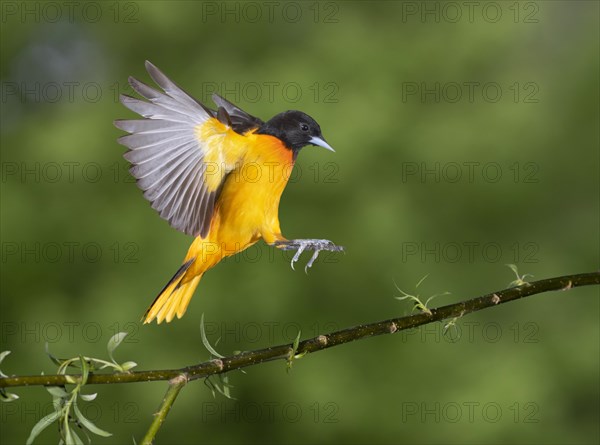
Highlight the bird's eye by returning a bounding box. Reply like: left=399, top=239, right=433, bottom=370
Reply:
left=301, top=124, right=309, bottom=132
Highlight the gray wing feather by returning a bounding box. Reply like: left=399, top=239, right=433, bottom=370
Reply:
left=115, top=61, right=217, bottom=238
left=115, top=119, right=186, bottom=134
left=145, top=61, right=209, bottom=114
left=150, top=150, right=202, bottom=212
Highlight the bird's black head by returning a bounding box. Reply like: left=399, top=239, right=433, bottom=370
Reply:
left=257, top=110, right=334, bottom=153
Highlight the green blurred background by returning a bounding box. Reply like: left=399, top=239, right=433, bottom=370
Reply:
left=1, top=1, right=598, bottom=444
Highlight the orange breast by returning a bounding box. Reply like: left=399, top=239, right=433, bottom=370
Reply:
left=210, top=132, right=293, bottom=253
left=182, top=132, right=294, bottom=279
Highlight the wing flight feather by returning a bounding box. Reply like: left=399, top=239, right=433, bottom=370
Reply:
left=114, top=61, right=245, bottom=238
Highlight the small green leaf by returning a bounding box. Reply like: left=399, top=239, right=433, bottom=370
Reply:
left=425, top=291, right=451, bottom=307
left=26, top=410, right=62, bottom=445
left=120, top=361, right=138, bottom=371
left=291, top=331, right=301, bottom=355
left=203, top=375, right=236, bottom=400
left=73, top=403, right=112, bottom=437
left=443, top=317, right=461, bottom=340
left=96, top=360, right=117, bottom=371
left=74, top=431, right=85, bottom=445
left=0, top=389, right=19, bottom=402
left=393, top=277, right=449, bottom=316
left=64, top=375, right=78, bottom=385
left=79, top=356, right=89, bottom=386
left=200, top=314, right=225, bottom=359
left=65, top=422, right=84, bottom=445
left=79, top=393, right=97, bottom=402
left=0, top=351, right=9, bottom=378
left=204, top=377, right=217, bottom=398
left=107, top=332, right=128, bottom=364
left=46, top=386, right=69, bottom=398
left=287, top=330, right=302, bottom=372
left=57, top=357, right=80, bottom=375
left=52, top=395, right=63, bottom=411
left=219, top=374, right=236, bottom=400
left=79, top=355, right=90, bottom=385
left=221, top=375, right=231, bottom=399
left=506, top=264, right=533, bottom=287
left=415, top=274, right=430, bottom=288
left=44, top=343, right=63, bottom=367
left=506, top=264, right=516, bottom=273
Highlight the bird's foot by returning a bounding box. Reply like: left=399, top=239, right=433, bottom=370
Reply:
left=275, top=239, right=344, bottom=273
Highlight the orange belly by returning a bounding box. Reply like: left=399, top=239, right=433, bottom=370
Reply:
left=182, top=133, right=294, bottom=280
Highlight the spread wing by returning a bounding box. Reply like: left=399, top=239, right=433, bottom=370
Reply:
left=115, top=61, right=263, bottom=238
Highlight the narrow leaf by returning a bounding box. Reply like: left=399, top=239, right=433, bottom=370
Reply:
left=46, top=386, right=69, bottom=398
left=65, top=424, right=84, bottom=445
left=120, top=361, right=138, bottom=371
left=0, top=389, right=19, bottom=402
left=74, top=403, right=112, bottom=437
left=287, top=330, right=302, bottom=372
left=415, top=274, right=430, bottom=288
left=45, top=343, right=63, bottom=367
left=204, top=377, right=217, bottom=398
left=219, top=374, right=236, bottom=400
left=200, top=314, right=225, bottom=358
left=79, top=356, right=89, bottom=386
left=506, top=264, right=519, bottom=275
left=0, top=350, right=10, bottom=365
left=79, top=393, right=97, bottom=402
left=291, top=330, right=301, bottom=357
left=107, top=332, right=128, bottom=364
left=26, top=410, right=61, bottom=445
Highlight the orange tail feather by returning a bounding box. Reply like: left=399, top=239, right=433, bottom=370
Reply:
left=143, top=236, right=228, bottom=324
left=143, top=259, right=202, bottom=324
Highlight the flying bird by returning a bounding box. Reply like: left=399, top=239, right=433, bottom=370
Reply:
left=115, top=61, right=343, bottom=324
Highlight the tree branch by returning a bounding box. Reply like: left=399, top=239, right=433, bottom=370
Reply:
left=1, top=271, right=598, bottom=389
left=140, top=374, right=187, bottom=445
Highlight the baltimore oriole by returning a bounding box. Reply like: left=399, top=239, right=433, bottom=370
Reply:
left=115, top=61, right=343, bottom=324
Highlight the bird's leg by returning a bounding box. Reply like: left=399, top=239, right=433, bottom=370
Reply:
left=274, top=239, right=344, bottom=273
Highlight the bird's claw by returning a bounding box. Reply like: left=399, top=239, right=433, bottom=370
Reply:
left=275, top=239, right=344, bottom=273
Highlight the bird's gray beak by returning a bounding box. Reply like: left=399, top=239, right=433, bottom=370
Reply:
left=309, top=136, right=335, bottom=152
